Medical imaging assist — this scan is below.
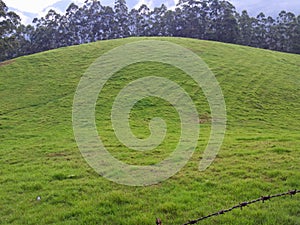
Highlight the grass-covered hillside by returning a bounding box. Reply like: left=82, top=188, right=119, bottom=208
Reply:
left=0, top=37, right=299, bottom=225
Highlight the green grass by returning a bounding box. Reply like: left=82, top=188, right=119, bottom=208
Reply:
left=0, top=37, right=299, bottom=224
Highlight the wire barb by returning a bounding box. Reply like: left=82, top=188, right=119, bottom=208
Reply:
left=261, top=195, right=271, bottom=203
left=239, top=202, right=248, bottom=210
left=288, top=189, right=297, bottom=196
left=156, top=218, right=162, bottom=225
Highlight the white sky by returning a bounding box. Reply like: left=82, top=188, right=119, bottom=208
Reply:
left=4, top=0, right=176, bottom=12
left=5, top=0, right=64, bottom=13
left=134, top=0, right=179, bottom=9
left=4, top=0, right=85, bottom=23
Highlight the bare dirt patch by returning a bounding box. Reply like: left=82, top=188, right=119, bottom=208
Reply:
left=47, top=152, right=68, bottom=157
left=199, top=114, right=212, bottom=124
left=0, top=60, right=15, bottom=67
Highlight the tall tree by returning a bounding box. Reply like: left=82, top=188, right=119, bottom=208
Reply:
left=252, top=12, right=268, bottom=48
left=61, top=3, right=81, bottom=45
left=176, top=0, right=210, bottom=38
left=290, top=15, right=300, bottom=53
left=114, top=0, right=130, bottom=38
left=237, top=10, right=255, bottom=46
left=0, top=0, right=21, bottom=61
left=149, top=4, right=168, bottom=36
left=264, top=16, right=277, bottom=50
left=138, top=4, right=151, bottom=36
left=101, top=6, right=116, bottom=40
left=31, top=10, right=63, bottom=52
left=275, top=11, right=297, bottom=52
left=14, top=24, right=35, bottom=56
left=207, top=0, right=239, bottom=43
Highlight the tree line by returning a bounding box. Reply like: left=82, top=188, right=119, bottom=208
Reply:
left=1, top=0, right=300, bottom=62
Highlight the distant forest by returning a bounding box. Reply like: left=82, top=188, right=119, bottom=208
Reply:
left=1, top=0, right=300, bottom=61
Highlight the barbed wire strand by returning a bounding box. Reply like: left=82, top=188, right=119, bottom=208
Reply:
left=178, top=189, right=299, bottom=225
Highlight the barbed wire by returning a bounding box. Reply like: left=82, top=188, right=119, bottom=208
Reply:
left=180, top=189, right=299, bottom=225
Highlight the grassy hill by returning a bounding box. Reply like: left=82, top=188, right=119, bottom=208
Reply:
left=0, top=37, right=299, bottom=225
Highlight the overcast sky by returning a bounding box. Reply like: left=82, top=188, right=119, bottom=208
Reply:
left=4, top=0, right=300, bottom=24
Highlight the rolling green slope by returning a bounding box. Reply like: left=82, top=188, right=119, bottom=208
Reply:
left=0, top=37, right=299, bottom=225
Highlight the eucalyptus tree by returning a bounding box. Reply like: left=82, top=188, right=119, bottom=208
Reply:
left=207, top=0, right=239, bottom=43
left=176, top=0, right=210, bottom=38
left=99, top=5, right=115, bottom=40
left=275, top=11, right=297, bottom=52
left=0, top=0, right=21, bottom=61
left=237, top=10, right=255, bottom=46
left=264, top=15, right=277, bottom=50
left=137, top=4, right=151, bottom=36
left=291, top=15, right=300, bottom=53
left=82, top=0, right=105, bottom=42
left=31, top=9, right=63, bottom=52
left=163, top=9, right=177, bottom=36
left=251, top=12, right=267, bottom=48
left=149, top=4, right=168, bottom=36
left=62, top=3, right=81, bottom=45
left=114, top=0, right=130, bottom=38
left=128, top=8, right=139, bottom=36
